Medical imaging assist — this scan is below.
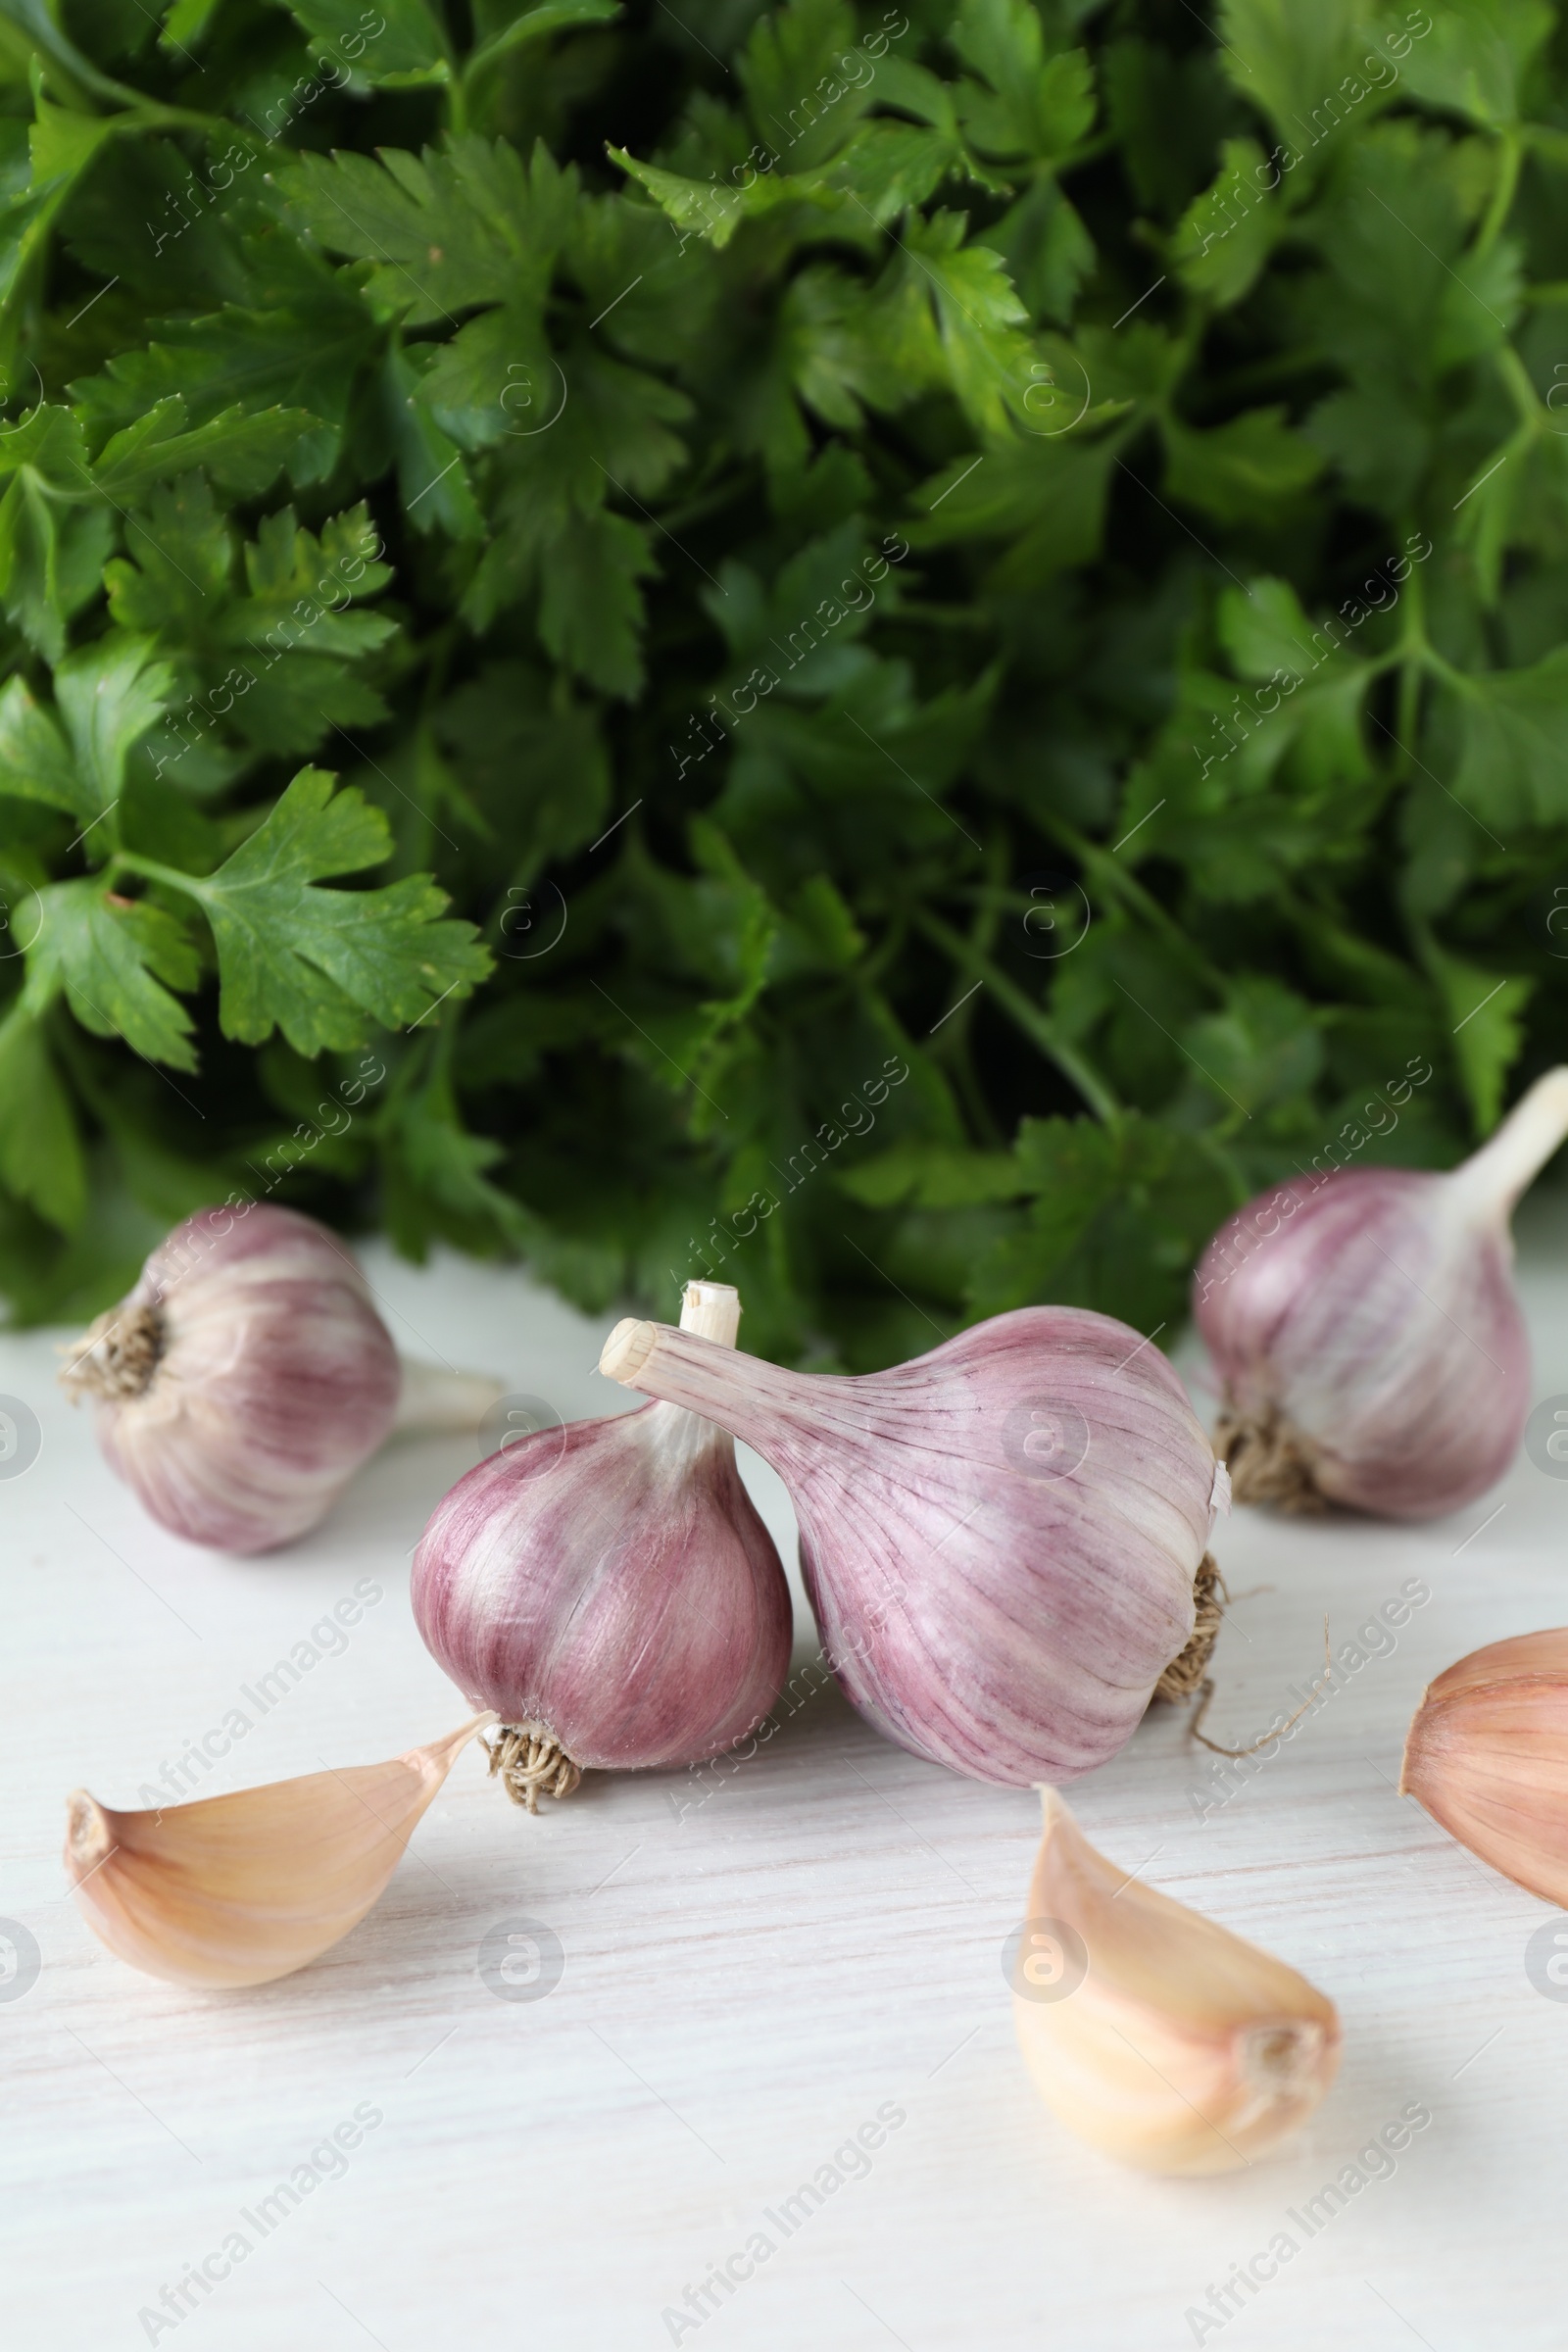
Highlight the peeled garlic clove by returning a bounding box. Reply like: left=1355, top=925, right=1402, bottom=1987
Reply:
left=60, top=1203, right=503, bottom=1552
left=599, top=1304, right=1223, bottom=1788
left=414, top=1282, right=792, bottom=1806
left=1400, top=1629, right=1568, bottom=1903
left=65, top=1717, right=490, bottom=1988
left=1012, top=1792, right=1341, bottom=2175
left=1194, top=1067, right=1568, bottom=1519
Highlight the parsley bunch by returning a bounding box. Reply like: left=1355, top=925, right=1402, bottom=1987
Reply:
left=0, top=0, right=1564, bottom=1367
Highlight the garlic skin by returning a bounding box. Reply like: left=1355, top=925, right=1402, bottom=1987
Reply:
left=1194, top=1067, right=1568, bottom=1519
left=599, top=1305, right=1222, bottom=1788
left=1401, top=1629, right=1568, bottom=1904
left=413, top=1283, right=792, bottom=1804
left=65, top=1717, right=491, bottom=1988
left=60, top=1204, right=502, bottom=1553
left=1013, top=1792, right=1341, bottom=2175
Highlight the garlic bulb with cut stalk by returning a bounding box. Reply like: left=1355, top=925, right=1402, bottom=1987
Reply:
left=413, top=1281, right=792, bottom=1810
left=1401, top=1629, right=1568, bottom=1904
left=1012, top=1791, right=1341, bottom=2174
left=598, top=1303, right=1227, bottom=1788
left=1194, top=1066, right=1568, bottom=1519
left=60, top=1204, right=504, bottom=1553
left=65, top=1717, right=491, bottom=1987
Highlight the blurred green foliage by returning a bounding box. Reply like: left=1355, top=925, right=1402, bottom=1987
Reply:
left=0, top=0, right=1565, bottom=1363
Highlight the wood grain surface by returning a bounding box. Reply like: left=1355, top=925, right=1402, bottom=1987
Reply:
left=5, top=1200, right=1566, bottom=2351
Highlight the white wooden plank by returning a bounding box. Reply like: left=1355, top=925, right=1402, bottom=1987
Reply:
left=3, top=1197, right=1566, bottom=2350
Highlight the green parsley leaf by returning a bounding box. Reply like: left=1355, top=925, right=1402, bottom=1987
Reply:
left=0, top=404, right=112, bottom=658
left=156, top=767, right=491, bottom=1053
left=1425, top=941, right=1534, bottom=1134
left=0, top=1003, right=85, bottom=1229
left=23, top=877, right=199, bottom=1066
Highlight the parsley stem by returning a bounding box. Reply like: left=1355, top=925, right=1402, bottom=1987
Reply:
left=112, top=852, right=208, bottom=905
left=1474, top=127, right=1522, bottom=260
left=1496, top=342, right=1547, bottom=431
left=928, top=832, right=1008, bottom=1148
left=463, top=5, right=596, bottom=103
left=915, top=910, right=1121, bottom=1124
left=122, top=104, right=242, bottom=140
left=1036, top=814, right=1224, bottom=996
left=1392, top=549, right=1427, bottom=767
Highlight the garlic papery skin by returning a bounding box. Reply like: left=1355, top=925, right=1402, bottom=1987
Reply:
left=412, top=1282, right=792, bottom=1807
left=1400, top=1630, right=1568, bottom=1904
left=1194, top=1066, right=1568, bottom=1520
left=65, top=1717, right=492, bottom=1988
left=1013, top=1791, right=1341, bottom=2175
left=599, top=1305, right=1222, bottom=1789
left=59, top=1204, right=503, bottom=1553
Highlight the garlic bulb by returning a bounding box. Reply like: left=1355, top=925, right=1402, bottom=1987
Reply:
left=60, top=1204, right=503, bottom=1552
left=1012, top=1791, right=1340, bottom=2174
left=1195, top=1067, right=1568, bottom=1519
left=598, top=1304, right=1225, bottom=1788
left=65, top=1717, right=490, bottom=1987
left=1401, top=1629, right=1568, bottom=1904
left=413, top=1282, right=792, bottom=1809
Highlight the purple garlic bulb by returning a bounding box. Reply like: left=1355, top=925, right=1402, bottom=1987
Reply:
left=1194, top=1068, right=1568, bottom=1520
left=60, top=1204, right=501, bottom=1553
left=598, top=1305, right=1225, bottom=1789
left=412, top=1283, right=793, bottom=1809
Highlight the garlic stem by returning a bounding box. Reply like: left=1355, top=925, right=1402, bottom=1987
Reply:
left=678, top=1281, right=741, bottom=1348
left=392, top=1357, right=507, bottom=1434
left=600, top=1318, right=828, bottom=1449
left=601, top=1316, right=660, bottom=1387
left=1446, top=1065, right=1568, bottom=1226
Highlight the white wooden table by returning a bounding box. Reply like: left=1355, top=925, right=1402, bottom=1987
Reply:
left=5, top=1199, right=1568, bottom=2352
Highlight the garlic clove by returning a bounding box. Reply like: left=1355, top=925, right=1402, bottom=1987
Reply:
left=1011, top=1791, right=1341, bottom=2175
left=1195, top=1067, right=1568, bottom=1520
left=65, top=1716, right=492, bottom=1988
left=1400, top=1630, right=1568, bottom=1905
